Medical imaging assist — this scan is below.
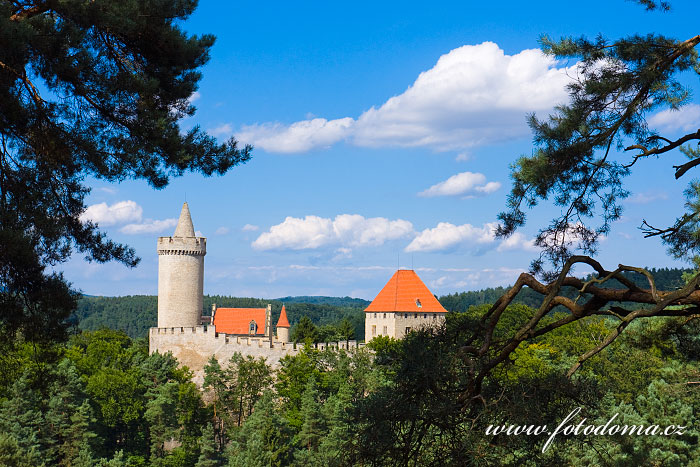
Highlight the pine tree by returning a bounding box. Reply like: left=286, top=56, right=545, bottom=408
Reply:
left=1, top=0, right=252, bottom=345
left=293, top=375, right=327, bottom=466
left=195, top=423, right=221, bottom=467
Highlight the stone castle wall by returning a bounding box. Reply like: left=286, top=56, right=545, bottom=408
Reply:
left=365, top=311, right=446, bottom=340
left=150, top=325, right=363, bottom=385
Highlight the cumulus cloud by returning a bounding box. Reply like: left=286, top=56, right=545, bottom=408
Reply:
left=405, top=222, right=496, bottom=253
left=648, top=104, right=700, bottom=133
left=120, top=219, right=177, bottom=235
left=252, top=214, right=414, bottom=251
left=237, top=118, right=354, bottom=153
left=81, top=200, right=179, bottom=235
left=419, top=171, right=501, bottom=198
left=80, top=200, right=143, bottom=226
left=405, top=222, right=536, bottom=253
left=496, top=232, right=537, bottom=252
left=215, top=227, right=231, bottom=235
left=236, top=42, right=575, bottom=153
left=241, top=224, right=260, bottom=232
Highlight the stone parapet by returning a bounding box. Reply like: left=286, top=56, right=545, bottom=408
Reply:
left=149, top=325, right=364, bottom=386
left=157, top=236, right=206, bottom=255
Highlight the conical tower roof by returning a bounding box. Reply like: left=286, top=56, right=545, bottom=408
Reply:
left=173, top=202, right=196, bottom=237
left=365, top=269, right=447, bottom=313
left=277, top=305, right=290, bottom=328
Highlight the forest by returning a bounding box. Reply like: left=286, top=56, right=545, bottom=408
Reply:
left=2, top=299, right=699, bottom=465
left=74, top=267, right=691, bottom=342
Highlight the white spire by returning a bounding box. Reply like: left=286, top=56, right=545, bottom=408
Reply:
left=173, top=202, right=195, bottom=237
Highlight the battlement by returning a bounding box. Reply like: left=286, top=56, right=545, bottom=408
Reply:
left=149, top=325, right=362, bottom=351
left=157, top=236, right=206, bottom=255
left=149, top=324, right=364, bottom=385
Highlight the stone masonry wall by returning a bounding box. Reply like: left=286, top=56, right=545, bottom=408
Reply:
left=150, top=325, right=363, bottom=386
left=365, top=311, right=447, bottom=340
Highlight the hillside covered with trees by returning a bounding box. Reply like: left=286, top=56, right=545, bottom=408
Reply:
left=3, top=303, right=700, bottom=465
left=75, top=267, right=691, bottom=344
left=75, top=295, right=367, bottom=342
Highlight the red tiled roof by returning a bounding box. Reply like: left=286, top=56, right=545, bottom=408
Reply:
left=365, top=269, right=447, bottom=313
left=214, top=308, right=266, bottom=335
left=277, top=305, right=290, bottom=328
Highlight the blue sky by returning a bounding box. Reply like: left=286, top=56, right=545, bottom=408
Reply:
left=67, top=0, right=700, bottom=299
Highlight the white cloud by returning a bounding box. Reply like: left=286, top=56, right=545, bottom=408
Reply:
left=188, top=91, right=201, bottom=104
left=496, top=232, right=537, bottom=252
left=81, top=200, right=180, bottom=235
left=80, top=200, right=142, bottom=226
left=626, top=191, right=669, bottom=204
left=97, top=187, right=118, bottom=195
left=252, top=214, right=414, bottom=251
left=236, top=42, right=575, bottom=153
left=241, top=224, right=260, bottom=232
left=418, top=171, right=501, bottom=198
left=405, top=222, right=536, bottom=253
left=237, top=118, right=354, bottom=153
left=405, top=222, right=497, bottom=253
left=333, top=247, right=353, bottom=261
left=648, top=104, right=700, bottom=133
left=120, top=218, right=177, bottom=235
left=215, top=227, right=231, bottom=235
left=209, top=123, right=233, bottom=138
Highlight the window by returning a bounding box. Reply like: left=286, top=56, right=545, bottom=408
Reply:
left=416, top=298, right=422, bottom=308
left=374, top=313, right=377, bottom=318
left=405, top=327, right=412, bottom=334
left=414, top=313, right=418, bottom=318
left=248, top=320, right=257, bottom=335
left=404, top=313, right=408, bottom=319
left=372, top=325, right=376, bottom=336
left=433, top=313, right=437, bottom=319
left=383, top=313, right=386, bottom=319
left=383, top=326, right=387, bottom=335
left=424, top=314, right=427, bottom=319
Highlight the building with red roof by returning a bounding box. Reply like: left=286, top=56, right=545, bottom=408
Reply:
left=213, top=306, right=269, bottom=336
left=365, top=269, right=447, bottom=340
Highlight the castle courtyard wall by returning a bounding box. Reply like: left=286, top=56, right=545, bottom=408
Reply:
left=365, top=311, right=446, bottom=340
left=150, top=325, right=363, bottom=385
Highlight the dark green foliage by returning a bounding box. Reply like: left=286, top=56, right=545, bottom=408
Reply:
left=291, top=316, right=320, bottom=344
left=203, top=352, right=273, bottom=452
left=75, top=295, right=157, bottom=338
left=277, top=296, right=370, bottom=308
left=0, top=0, right=251, bottom=346
left=438, top=267, right=692, bottom=312
left=75, top=294, right=366, bottom=340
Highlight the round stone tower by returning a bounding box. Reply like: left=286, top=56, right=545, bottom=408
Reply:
left=157, top=202, right=206, bottom=328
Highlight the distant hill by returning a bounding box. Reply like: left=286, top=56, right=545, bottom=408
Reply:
left=276, top=296, right=370, bottom=308
left=438, top=267, right=692, bottom=312
left=75, top=294, right=368, bottom=340
left=74, top=267, right=691, bottom=339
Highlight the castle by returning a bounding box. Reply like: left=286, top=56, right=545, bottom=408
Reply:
left=149, top=203, right=446, bottom=380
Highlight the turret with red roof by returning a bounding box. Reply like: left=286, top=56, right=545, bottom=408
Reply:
left=276, top=305, right=291, bottom=343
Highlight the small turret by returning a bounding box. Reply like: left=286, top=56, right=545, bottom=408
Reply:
left=276, top=305, right=290, bottom=343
